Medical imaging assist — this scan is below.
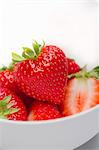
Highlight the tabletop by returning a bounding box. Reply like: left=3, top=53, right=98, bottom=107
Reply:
left=76, top=133, right=99, bottom=150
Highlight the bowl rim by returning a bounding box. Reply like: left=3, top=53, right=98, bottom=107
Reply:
left=0, top=105, right=99, bottom=125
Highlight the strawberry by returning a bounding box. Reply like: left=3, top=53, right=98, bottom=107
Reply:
left=62, top=66, right=99, bottom=116
left=19, top=92, right=34, bottom=110
left=28, top=101, right=62, bottom=121
left=0, top=87, right=27, bottom=120
left=67, top=58, right=80, bottom=75
left=0, top=67, right=14, bottom=89
left=0, top=65, right=21, bottom=94
left=12, top=41, right=68, bottom=104
left=0, top=67, right=34, bottom=110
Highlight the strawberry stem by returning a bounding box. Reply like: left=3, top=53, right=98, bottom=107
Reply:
left=0, top=96, right=19, bottom=119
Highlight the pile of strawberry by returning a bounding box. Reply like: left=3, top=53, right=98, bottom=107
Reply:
left=0, top=41, right=99, bottom=121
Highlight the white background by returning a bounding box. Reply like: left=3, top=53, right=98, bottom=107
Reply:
left=0, top=0, right=99, bottom=150
left=0, top=0, right=99, bottom=68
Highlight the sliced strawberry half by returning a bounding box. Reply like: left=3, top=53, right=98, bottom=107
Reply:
left=63, top=66, right=99, bottom=116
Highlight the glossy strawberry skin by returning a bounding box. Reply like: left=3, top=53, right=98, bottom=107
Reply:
left=14, top=45, right=68, bottom=104
left=67, top=58, right=80, bottom=75
left=0, top=70, right=34, bottom=110
left=0, top=70, right=21, bottom=94
left=63, top=78, right=99, bottom=116
left=0, top=87, right=27, bottom=121
left=28, top=101, right=62, bottom=121
left=0, top=70, right=14, bottom=88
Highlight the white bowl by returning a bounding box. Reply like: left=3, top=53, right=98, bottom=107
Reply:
left=0, top=0, right=98, bottom=149
left=0, top=105, right=99, bottom=150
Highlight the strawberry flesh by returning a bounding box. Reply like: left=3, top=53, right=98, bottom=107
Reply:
left=63, top=78, right=99, bottom=116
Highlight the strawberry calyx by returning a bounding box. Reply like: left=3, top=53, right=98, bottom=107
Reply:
left=12, top=52, right=25, bottom=63
left=68, top=66, right=99, bottom=79
left=12, top=41, right=45, bottom=63
left=0, top=96, right=19, bottom=119
left=32, top=40, right=45, bottom=57
left=0, top=63, right=14, bottom=72
left=89, top=66, right=99, bottom=79
left=0, top=66, right=7, bottom=72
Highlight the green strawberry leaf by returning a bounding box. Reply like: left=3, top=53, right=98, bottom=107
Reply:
left=4, top=108, right=19, bottom=115
left=22, top=47, right=34, bottom=59
left=7, top=62, right=14, bottom=70
left=89, top=66, right=99, bottom=79
left=0, top=95, right=19, bottom=119
left=32, top=41, right=40, bottom=56
left=0, top=95, right=12, bottom=105
left=0, top=65, right=7, bottom=72
left=12, top=52, right=25, bottom=63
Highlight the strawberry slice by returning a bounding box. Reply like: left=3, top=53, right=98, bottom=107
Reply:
left=63, top=66, right=99, bottom=116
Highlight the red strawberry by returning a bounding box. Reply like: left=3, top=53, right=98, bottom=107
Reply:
left=0, top=68, right=14, bottom=89
left=62, top=66, right=99, bottom=116
left=19, top=92, right=34, bottom=110
left=0, top=87, right=27, bottom=121
left=67, top=58, right=80, bottom=75
left=28, top=101, right=62, bottom=121
left=12, top=41, right=68, bottom=104
left=0, top=67, right=34, bottom=110
left=0, top=66, right=21, bottom=94
left=0, top=67, right=27, bottom=99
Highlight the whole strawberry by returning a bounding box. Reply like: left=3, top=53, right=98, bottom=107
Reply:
left=0, top=87, right=27, bottom=120
left=12, top=41, right=68, bottom=104
left=0, top=65, right=21, bottom=94
left=67, top=58, right=80, bottom=75
left=0, top=67, right=14, bottom=89
left=62, top=66, right=99, bottom=116
left=28, top=101, right=62, bottom=121
left=0, top=67, right=34, bottom=110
